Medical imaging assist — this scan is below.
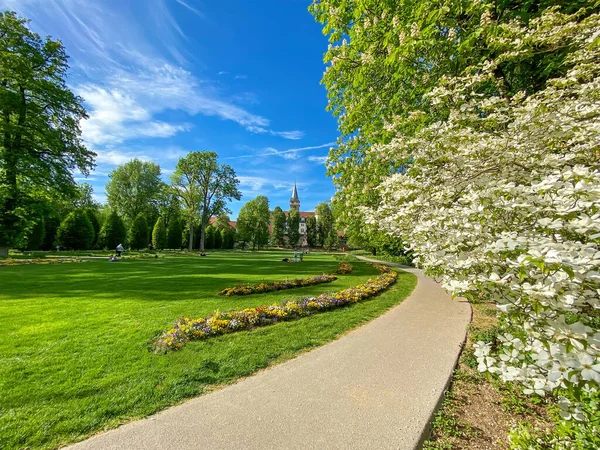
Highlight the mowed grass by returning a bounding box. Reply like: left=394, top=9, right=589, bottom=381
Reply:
left=0, top=251, right=417, bottom=449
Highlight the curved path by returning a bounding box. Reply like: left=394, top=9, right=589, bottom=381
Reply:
left=67, top=259, right=471, bottom=450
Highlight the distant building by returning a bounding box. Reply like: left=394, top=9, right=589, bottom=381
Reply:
left=283, top=182, right=316, bottom=247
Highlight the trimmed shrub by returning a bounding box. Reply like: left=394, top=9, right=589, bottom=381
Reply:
left=84, top=209, right=100, bottom=248
left=129, top=214, right=149, bottom=250
left=204, top=225, right=215, bottom=250
left=26, top=217, right=45, bottom=251
left=167, top=220, right=183, bottom=249
left=98, top=211, right=127, bottom=250
left=152, top=217, right=167, bottom=250
left=41, top=216, right=61, bottom=251
left=56, top=210, right=95, bottom=250
left=214, top=227, right=222, bottom=249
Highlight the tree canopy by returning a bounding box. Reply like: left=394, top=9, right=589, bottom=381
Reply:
left=309, top=0, right=595, bottom=252
left=236, top=196, right=270, bottom=251
left=106, top=159, right=164, bottom=224
left=0, top=11, right=94, bottom=254
left=171, top=151, right=241, bottom=251
left=287, top=209, right=300, bottom=248
left=270, top=206, right=286, bottom=247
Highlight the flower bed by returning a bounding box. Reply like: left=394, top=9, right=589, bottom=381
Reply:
left=331, top=261, right=352, bottom=275
left=217, top=261, right=353, bottom=296
left=153, top=264, right=397, bottom=353
left=0, top=258, right=84, bottom=267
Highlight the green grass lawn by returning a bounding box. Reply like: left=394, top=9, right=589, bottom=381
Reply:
left=0, top=251, right=417, bottom=449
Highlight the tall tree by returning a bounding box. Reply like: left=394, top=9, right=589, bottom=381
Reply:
left=236, top=196, right=270, bottom=250
left=74, top=183, right=99, bottom=210
left=106, top=159, right=164, bottom=224
left=316, top=202, right=336, bottom=248
left=170, top=151, right=241, bottom=251
left=287, top=209, right=300, bottom=248
left=305, top=215, right=318, bottom=248
left=270, top=206, right=286, bottom=247
left=0, top=11, right=94, bottom=256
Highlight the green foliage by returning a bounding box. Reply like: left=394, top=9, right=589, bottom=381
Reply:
left=0, top=11, right=94, bottom=248
left=236, top=196, right=270, bottom=250
left=106, top=159, right=164, bottom=224
left=167, top=219, right=183, bottom=250
left=129, top=214, right=149, bottom=250
left=309, top=0, right=596, bottom=256
left=152, top=217, right=167, bottom=250
left=221, top=227, right=235, bottom=249
left=306, top=215, right=317, bottom=247
left=97, top=211, right=127, bottom=250
left=170, top=151, right=241, bottom=251
left=56, top=210, right=95, bottom=250
left=213, top=226, right=222, bottom=249
left=509, top=390, right=600, bottom=449
left=287, top=208, right=301, bottom=248
left=204, top=225, right=215, bottom=249
left=41, top=216, right=60, bottom=251
left=26, top=216, right=45, bottom=251
left=84, top=208, right=100, bottom=248
left=316, top=202, right=337, bottom=249
left=270, top=206, right=286, bottom=247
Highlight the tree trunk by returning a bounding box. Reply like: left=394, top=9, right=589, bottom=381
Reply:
left=199, top=221, right=205, bottom=251
left=0, top=246, right=8, bottom=259
left=188, top=219, right=194, bottom=251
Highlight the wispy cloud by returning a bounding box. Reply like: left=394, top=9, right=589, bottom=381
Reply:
left=237, top=176, right=303, bottom=196
left=1, top=0, right=300, bottom=147
left=245, top=126, right=305, bottom=140
left=95, top=150, right=152, bottom=166
left=308, top=155, right=329, bottom=164
left=174, top=0, right=204, bottom=18
left=234, top=74, right=248, bottom=80
left=226, top=142, right=335, bottom=160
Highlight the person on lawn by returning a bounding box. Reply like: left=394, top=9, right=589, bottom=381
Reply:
left=116, top=243, right=124, bottom=257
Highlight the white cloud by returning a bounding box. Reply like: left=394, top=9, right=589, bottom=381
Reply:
left=234, top=74, right=248, bottom=80
left=95, top=150, right=152, bottom=166
left=1, top=0, right=296, bottom=147
left=308, top=155, right=329, bottom=164
left=273, top=130, right=304, bottom=140
left=226, top=142, right=335, bottom=160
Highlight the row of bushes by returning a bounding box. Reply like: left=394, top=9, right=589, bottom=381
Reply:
left=153, top=264, right=398, bottom=352
left=217, top=262, right=353, bottom=296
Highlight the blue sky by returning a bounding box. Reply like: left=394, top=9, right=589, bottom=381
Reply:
left=0, top=0, right=338, bottom=219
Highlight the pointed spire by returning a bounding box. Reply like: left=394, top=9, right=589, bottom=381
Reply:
left=291, top=182, right=299, bottom=201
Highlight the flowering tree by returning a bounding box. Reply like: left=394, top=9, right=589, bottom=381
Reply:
left=309, top=0, right=590, bottom=252
left=365, top=9, right=600, bottom=417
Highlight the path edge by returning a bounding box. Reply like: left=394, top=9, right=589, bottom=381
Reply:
left=352, top=255, right=473, bottom=450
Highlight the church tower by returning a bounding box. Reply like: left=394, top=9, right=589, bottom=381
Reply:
left=290, top=182, right=300, bottom=210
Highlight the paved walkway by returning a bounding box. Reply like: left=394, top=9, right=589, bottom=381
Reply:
left=67, top=258, right=471, bottom=450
